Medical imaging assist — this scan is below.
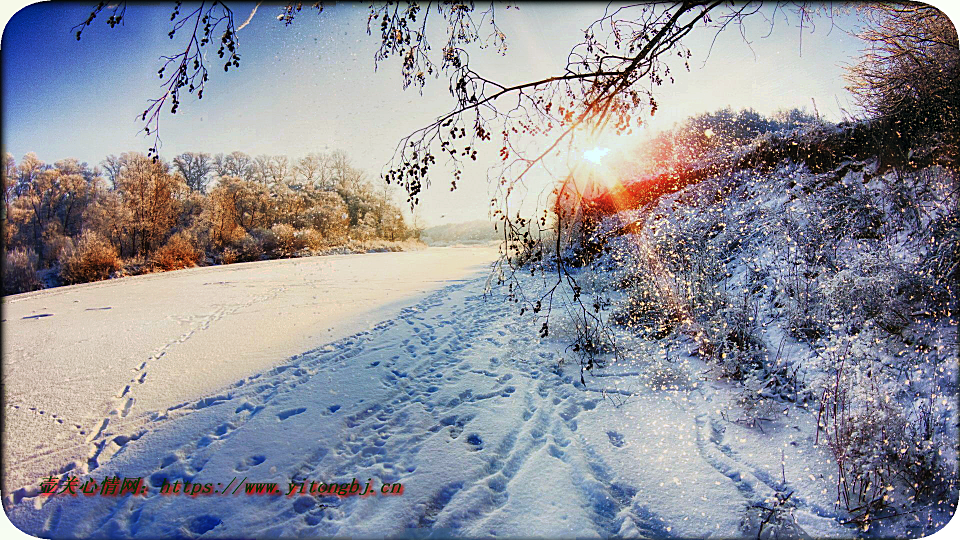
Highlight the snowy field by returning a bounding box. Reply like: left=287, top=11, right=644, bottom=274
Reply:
left=1, top=245, right=954, bottom=538
left=2, top=248, right=495, bottom=502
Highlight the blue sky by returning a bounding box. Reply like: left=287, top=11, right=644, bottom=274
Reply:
left=0, top=2, right=910, bottom=225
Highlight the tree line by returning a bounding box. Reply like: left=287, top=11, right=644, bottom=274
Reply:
left=2, top=150, right=418, bottom=294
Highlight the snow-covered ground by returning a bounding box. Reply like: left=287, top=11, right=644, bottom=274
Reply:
left=1, top=244, right=955, bottom=538
left=2, top=247, right=495, bottom=503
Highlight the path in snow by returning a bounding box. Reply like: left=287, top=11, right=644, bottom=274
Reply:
left=6, top=265, right=849, bottom=538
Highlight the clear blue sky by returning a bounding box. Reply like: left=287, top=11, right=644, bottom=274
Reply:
left=0, top=2, right=923, bottom=225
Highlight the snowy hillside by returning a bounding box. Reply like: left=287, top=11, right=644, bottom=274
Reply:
left=557, top=156, right=959, bottom=536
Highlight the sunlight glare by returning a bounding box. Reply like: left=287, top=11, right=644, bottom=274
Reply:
left=583, top=146, right=610, bottom=165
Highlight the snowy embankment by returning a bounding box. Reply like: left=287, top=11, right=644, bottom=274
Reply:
left=5, top=244, right=876, bottom=538
left=579, top=159, right=959, bottom=536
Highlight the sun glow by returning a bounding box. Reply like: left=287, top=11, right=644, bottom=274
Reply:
left=583, top=146, right=610, bottom=165
left=564, top=125, right=647, bottom=192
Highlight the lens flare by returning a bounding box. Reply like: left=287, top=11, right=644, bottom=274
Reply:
left=583, top=147, right=610, bottom=165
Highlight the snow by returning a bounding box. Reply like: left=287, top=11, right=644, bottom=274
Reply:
left=2, top=247, right=496, bottom=502
left=2, top=241, right=957, bottom=538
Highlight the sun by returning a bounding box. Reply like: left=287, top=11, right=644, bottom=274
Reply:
left=583, top=146, right=610, bottom=165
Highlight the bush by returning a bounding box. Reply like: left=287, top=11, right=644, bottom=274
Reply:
left=151, top=233, right=200, bottom=271
left=919, top=206, right=960, bottom=314
left=611, top=277, right=679, bottom=339
left=808, top=335, right=957, bottom=527
left=269, top=223, right=297, bottom=257
left=221, top=247, right=239, bottom=265
left=59, top=231, right=122, bottom=284
left=235, top=232, right=264, bottom=262
left=41, top=225, right=73, bottom=265
left=702, top=291, right=765, bottom=381
left=4, top=247, right=42, bottom=294
left=298, top=228, right=325, bottom=251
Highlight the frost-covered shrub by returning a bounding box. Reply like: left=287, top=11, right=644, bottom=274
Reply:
left=41, top=225, right=73, bottom=265
left=918, top=206, right=960, bottom=314
left=611, top=275, right=679, bottom=339
left=184, top=223, right=213, bottom=257
left=58, top=231, right=121, bottom=284
left=298, top=228, right=325, bottom=251
left=550, top=308, right=615, bottom=376
left=269, top=223, right=297, bottom=257
left=215, top=222, right=246, bottom=249
left=810, top=342, right=903, bottom=521
left=151, top=233, right=200, bottom=271
left=810, top=336, right=956, bottom=525
left=221, top=247, right=239, bottom=265
left=610, top=191, right=731, bottom=339
left=248, top=227, right=276, bottom=256
left=740, top=490, right=804, bottom=539
left=354, top=218, right=377, bottom=242
left=4, top=246, right=42, bottom=294
left=823, top=256, right=912, bottom=336
left=819, top=182, right=885, bottom=240
left=769, top=216, right=831, bottom=342
left=234, top=232, right=264, bottom=262
left=781, top=284, right=827, bottom=342
left=701, top=290, right=765, bottom=381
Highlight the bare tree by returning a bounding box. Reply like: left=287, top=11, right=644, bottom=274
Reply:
left=293, top=152, right=326, bottom=185
left=213, top=151, right=254, bottom=181
left=173, top=151, right=213, bottom=193
left=100, top=154, right=124, bottom=189
left=845, top=3, right=958, bottom=123
left=70, top=3, right=822, bottom=196
left=252, top=154, right=290, bottom=186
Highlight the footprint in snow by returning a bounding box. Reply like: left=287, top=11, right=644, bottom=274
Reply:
left=277, top=407, right=306, bottom=421
left=235, top=455, right=266, bottom=472
left=466, top=433, right=483, bottom=450
left=607, top=431, right=626, bottom=448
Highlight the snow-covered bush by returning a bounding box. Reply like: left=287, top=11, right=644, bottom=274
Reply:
left=819, top=180, right=885, bottom=240
left=58, top=231, right=121, bottom=284
left=808, top=334, right=956, bottom=527
left=822, top=254, right=912, bottom=337
left=4, top=246, right=42, bottom=294
left=701, top=288, right=766, bottom=382
left=918, top=205, right=960, bottom=314
left=611, top=274, right=679, bottom=339
left=234, top=232, right=265, bottom=262
left=269, top=223, right=297, bottom=257
left=297, top=228, right=325, bottom=251
left=151, top=232, right=200, bottom=271
left=740, top=490, right=804, bottom=539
